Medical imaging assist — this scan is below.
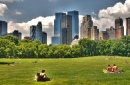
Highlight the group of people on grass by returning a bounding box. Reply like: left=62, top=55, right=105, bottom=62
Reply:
left=106, top=64, right=124, bottom=73
left=107, top=64, right=118, bottom=73
left=35, top=69, right=50, bottom=81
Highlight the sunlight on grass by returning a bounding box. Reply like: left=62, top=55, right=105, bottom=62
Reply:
left=0, top=56, right=130, bottom=85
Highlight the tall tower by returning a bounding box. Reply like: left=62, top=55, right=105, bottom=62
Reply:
left=36, top=22, right=43, bottom=42
left=30, top=22, right=43, bottom=43
left=30, top=25, right=36, bottom=40
left=42, top=32, right=47, bottom=44
left=91, top=26, right=99, bottom=40
left=80, top=15, right=93, bottom=39
left=67, top=10, right=79, bottom=40
left=0, top=20, right=7, bottom=36
left=51, top=13, right=66, bottom=45
left=61, top=15, right=72, bottom=45
left=126, top=17, right=130, bottom=36
left=115, top=17, right=124, bottom=39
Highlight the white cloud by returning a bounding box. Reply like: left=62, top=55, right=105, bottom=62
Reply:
left=8, top=16, right=55, bottom=44
left=92, top=0, right=130, bottom=34
left=0, top=0, right=23, bottom=2
left=15, top=11, right=22, bottom=15
left=91, top=12, right=97, bottom=15
left=0, top=3, right=8, bottom=16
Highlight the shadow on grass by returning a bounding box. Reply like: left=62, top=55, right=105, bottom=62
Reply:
left=0, top=62, right=15, bottom=65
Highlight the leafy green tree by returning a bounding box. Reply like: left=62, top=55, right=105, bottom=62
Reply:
left=4, top=35, right=19, bottom=45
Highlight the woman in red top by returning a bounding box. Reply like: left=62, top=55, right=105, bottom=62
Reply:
left=107, top=65, right=112, bottom=72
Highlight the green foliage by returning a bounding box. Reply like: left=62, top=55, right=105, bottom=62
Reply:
left=3, top=35, right=19, bottom=45
left=1, top=35, right=130, bottom=58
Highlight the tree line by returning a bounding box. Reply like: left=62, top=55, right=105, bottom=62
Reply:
left=0, top=35, right=130, bottom=58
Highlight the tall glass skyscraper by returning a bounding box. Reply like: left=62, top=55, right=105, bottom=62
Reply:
left=68, top=10, right=79, bottom=39
left=52, top=13, right=66, bottom=45
left=30, top=22, right=43, bottom=43
left=0, top=20, right=7, bottom=36
left=52, top=10, right=78, bottom=45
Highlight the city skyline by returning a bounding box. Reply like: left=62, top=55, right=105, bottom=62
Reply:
left=0, top=0, right=130, bottom=44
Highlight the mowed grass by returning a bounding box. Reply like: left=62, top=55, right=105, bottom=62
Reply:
left=0, top=56, right=130, bottom=85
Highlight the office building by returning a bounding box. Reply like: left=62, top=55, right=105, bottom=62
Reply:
left=99, top=31, right=108, bottom=40
left=68, top=10, right=79, bottom=39
left=42, top=32, right=47, bottom=44
left=91, top=26, right=99, bottom=40
left=126, top=17, right=130, bottom=36
left=12, top=30, right=22, bottom=39
left=0, top=20, right=7, bottom=36
left=61, top=15, right=72, bottom=44
left=80, top=15, right=93, bottom=39
left=106, top=26, right=115, bottom=39
left=115, top=17, right=124, bottom=39
left=51, top=13, right=66, bottom=45
left=30, top=22, right=43, bottom=43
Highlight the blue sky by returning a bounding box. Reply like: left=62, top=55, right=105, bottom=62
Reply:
left=0, top=0, right=129, bottom=44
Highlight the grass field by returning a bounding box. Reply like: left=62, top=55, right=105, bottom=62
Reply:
left=0, top=56, right=130, bottom=85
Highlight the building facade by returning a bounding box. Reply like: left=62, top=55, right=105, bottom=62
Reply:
left=61, top=15, right=72, bottom=44
left=68, top=10, right=79, bottom=40
left=12, top=30, right=22, bottom=39
left=91, top=26, right=99, bottom=40
left=99, top=31, right=108, bottom=40
left=80, top=15, right=93, bottom=39
left=106, top=26, right=115, bottom=39
left=0, top=20, right=7, bottom=36
left=30, top=22, right=43, bottom=43
left=126, top=17, right=130, bottom=36
left=115, top=17, right=124, bottom=39
left=51, top=13, right=66, bottom=45
left=42, top=32, right=47, bottom=44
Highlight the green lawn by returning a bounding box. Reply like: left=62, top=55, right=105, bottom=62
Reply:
left=0, top=56, right=130, bottom=85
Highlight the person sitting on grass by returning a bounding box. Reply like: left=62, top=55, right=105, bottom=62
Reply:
left=40, top=69, right=50, bottom=81
left=35, top=73, right=41, bottom=81
left=107, top=65, right=112, bottom=72
left=112, top=64, right=118, bottom=73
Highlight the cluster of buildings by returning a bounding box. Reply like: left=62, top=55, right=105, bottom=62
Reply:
left=0, top=10, right=130, bottom=45
left=0, top=20, right=47, bottom=44
left=80, top=15, right=126, bottom=40
left=52, top=11, right=130, bottom=45
left=0, top=20, right=22, bottom=39
left=51, top=10, right=79, bottom=45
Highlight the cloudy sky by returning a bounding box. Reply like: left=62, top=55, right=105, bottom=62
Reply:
left=0, top=0, right=130, bottom=44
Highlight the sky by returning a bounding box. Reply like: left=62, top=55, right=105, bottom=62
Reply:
left=0, top=0, right=130, bottom=44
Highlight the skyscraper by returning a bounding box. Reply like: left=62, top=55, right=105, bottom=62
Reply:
left=115, top=17, right=124, bottom=39
left=30, top=22, right=43, bottom=43
left=68, top=10, right=79, bottom=40
left=30, top=25, right=36, bottom=40
left=80, top=15, right=93, bottom=39
left=42, top=32, right=47, bottom=44
left=91, top=26, right=99, bottom=40
left=12, top=30, right=22, bottom=39
left=61, top=15, right=72, bottom=44
left=106, top=26, right=115, bottom=39
left=0, top=20, right=7, bottom=36
left=126, top=17, right=130, bottom=36
left=51, top=13, right=66, bottom=45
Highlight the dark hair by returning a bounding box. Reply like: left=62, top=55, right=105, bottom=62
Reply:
left=42, top=70, right=45, bottom=73
left=108, top=65, right=110, bottom=66
left=37, top=73, right=40, bottom=76
left=113, top=64, right=116, bottom=66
